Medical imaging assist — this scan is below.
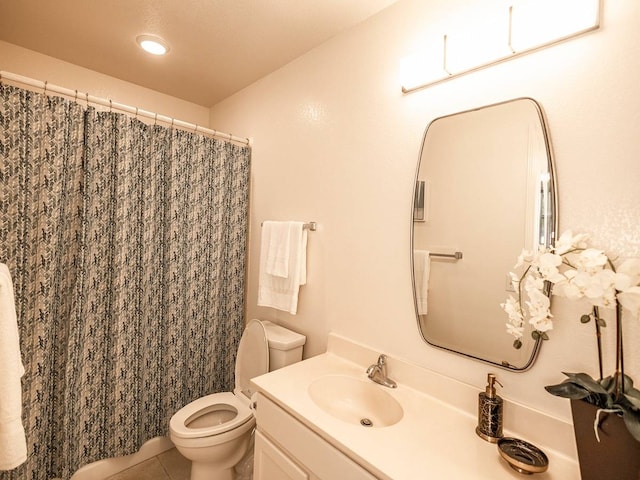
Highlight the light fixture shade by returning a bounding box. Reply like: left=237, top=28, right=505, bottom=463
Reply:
left=446, top=12, right=512, bottom=74
left=510, top=0, right=600, bottom=52
left=136, top=35, right=170, bottom=56
left=400, top=51, right=444, bottom=92
left=400, top=0, right=600, bottom=93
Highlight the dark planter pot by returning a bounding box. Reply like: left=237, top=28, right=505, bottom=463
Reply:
left=570, top=399, right=640, bottom=480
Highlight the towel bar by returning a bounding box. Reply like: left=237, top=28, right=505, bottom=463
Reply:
left=430, top=251, right=463, bottom=260
left=304, top=222, right=317, bottom=231
left=260, top=221, right=317, bottom=231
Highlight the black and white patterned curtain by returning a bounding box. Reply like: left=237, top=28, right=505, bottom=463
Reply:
left=0, top=84, right=250, bottom=480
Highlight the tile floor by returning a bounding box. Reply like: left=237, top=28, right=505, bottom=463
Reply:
left=105, top=448, right=190, bottom=480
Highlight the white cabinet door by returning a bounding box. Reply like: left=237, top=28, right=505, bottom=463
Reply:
left=254, top=430, right=310, bottom=480
left=256, top=394, right=379, bottom=480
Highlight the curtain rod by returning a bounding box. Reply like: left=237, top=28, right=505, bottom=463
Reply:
left=0, top=70, right=252, bottom=147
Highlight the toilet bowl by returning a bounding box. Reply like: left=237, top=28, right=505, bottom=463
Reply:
left=169, top=319, right=306, bottom=480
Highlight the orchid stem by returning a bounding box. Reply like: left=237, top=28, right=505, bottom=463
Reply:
left=616, top=302, right=624, bottom=397
left=592, top=306, right=604, bottom=381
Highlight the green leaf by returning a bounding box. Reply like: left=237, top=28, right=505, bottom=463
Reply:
left=624, top=391, right=640, bottom=410
left=621, top=373, right=635, bottom=390
left=596, top=317, right=607, bottom=327
left=603, top=373, right=636, bottom=394
left=561, top=372, right=608, bottom=394
left=545, top=382, right=591, bottom=399
left=626, top=385, right=640, bottom=398
left=622, top=408, right=640, bottom=442
left=531, top=331, right=540, bottom=340
left=513, top=339, right=522, bottom=350
left=600, top=375, right=616, bottom=392
left=580, top=314, right=591, bottom=324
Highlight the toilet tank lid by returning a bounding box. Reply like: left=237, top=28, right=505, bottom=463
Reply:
left=260, top=320, right=306, bottom=350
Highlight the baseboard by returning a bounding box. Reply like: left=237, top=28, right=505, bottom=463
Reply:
left=70, top=436, right=175, bottom=479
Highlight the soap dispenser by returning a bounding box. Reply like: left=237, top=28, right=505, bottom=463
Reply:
left=476, top=373, right=503, bottom=443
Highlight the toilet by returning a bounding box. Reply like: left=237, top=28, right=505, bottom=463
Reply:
left=169, top=319, right=306, bottom=480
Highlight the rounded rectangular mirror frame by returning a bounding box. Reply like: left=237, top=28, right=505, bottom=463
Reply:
left=411, top=97, right=557, bottom=371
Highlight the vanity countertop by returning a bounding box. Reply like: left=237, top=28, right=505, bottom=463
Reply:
left=250, top=334, right=580, bottom=480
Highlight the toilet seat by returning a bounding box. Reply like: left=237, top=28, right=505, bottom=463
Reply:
left=169, top=392, right=253, bottom=439
left=234, top=319, right=269, bottom=399
left=170, top=319, right=270, bottom=441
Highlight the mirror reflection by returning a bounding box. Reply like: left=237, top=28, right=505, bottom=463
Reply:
left=412, top=98, right=556, bottom=370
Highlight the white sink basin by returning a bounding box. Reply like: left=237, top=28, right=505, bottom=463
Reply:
left=307, top=375, right=404, bottom=427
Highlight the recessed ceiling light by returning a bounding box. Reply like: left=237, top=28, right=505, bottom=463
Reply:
left=136, top=35, right=170, bottom=56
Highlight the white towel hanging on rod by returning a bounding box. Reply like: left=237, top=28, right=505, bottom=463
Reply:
left=0, top=263, right=27, bottom=470
left=257, top=221, right=309, bottom=314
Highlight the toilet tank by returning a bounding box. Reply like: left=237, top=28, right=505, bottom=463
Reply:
left=261, top=320, right=306, bottom=371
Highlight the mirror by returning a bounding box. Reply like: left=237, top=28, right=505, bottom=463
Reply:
left=411, top=98, right=556, bottom=370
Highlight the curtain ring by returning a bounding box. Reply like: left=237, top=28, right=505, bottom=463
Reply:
left=193, top=124, right=198, bottom=133
left=74, top=89, right=78, bottom=103
left=85, top=92, right=89, bottom=106
left=109, top=99, right=113, bottom=112
left=171, top=118, right=174, bottom=128
left=43, top=80, right=48, bottom=95
left=135, top=107, right=139, bottom=119
left=154, top=113, right=158, bottom=125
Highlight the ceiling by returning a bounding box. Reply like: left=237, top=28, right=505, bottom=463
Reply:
left=0, top=0, right=399, bottom=107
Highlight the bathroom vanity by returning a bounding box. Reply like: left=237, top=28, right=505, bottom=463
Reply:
left=250, top=334, right=580, bottom=480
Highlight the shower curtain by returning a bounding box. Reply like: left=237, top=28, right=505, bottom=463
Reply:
left=0, top=84, right=250, bottom=480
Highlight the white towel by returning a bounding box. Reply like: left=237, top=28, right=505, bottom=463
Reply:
left=258, top=221, right=307, bottom=314
left=413, top=250, right=430, bottom=315
left=262, top=221, right=292, bottom=278
left=0, top=264, right=27, bottom=470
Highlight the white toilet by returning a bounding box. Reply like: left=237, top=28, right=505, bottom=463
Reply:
left=169, top=319, right=306, bottom=480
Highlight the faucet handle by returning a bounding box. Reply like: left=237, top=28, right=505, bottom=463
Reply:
left=377, top=354, right=387, bottom=366
left=367, top=353, right=397, bottom=389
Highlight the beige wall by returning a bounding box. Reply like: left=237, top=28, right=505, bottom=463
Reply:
left=210, top=0, right=640, bottom=423
left=0, top=40, right=210, bottom=126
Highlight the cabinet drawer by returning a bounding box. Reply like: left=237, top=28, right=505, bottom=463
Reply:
left=256, top=393, right=378, bottom=480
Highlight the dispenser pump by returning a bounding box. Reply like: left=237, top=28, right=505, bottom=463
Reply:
left=485, top=373, right=501, bottom=399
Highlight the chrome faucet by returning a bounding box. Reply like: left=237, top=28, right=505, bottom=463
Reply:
left=366, top=354, right=397, bottom=388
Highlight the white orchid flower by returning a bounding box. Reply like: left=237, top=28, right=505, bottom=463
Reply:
left=504, top=230, right=640, bottom=345
left=529, top=314, right=553, bottom=333
left=524, top=273, right=545, bottom=292
left=509, top=272, right=521, bottom=291
left=584, top=269, right=617, bottom=308
left=515, top=248, right=535, bottom=268
left=502, top=296, right=525, bottom=339
left=501, top=296, right=523, bottom=322
left=615, top=258, right=640, bottom=291
left=506, top=322, right=524, bottom=339
left=618, top=286, right=640, bottom=318
left=553, top=230, right=590, bottom=255
left=537, top=252, right=565, bottom=283
left=526, top=289, right=550, bottom=314
left=573, top=248, right=608, bottom=274
left=552, top=269, right=588, bottom=299
left=525, top=281, right=551, bottom=325
left=526, top=282, right=553, bottom=332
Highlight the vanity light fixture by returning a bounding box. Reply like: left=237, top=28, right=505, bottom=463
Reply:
left=136, top=34, right=170, bottom=56
left=401, top=0, right=600, bottom=93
